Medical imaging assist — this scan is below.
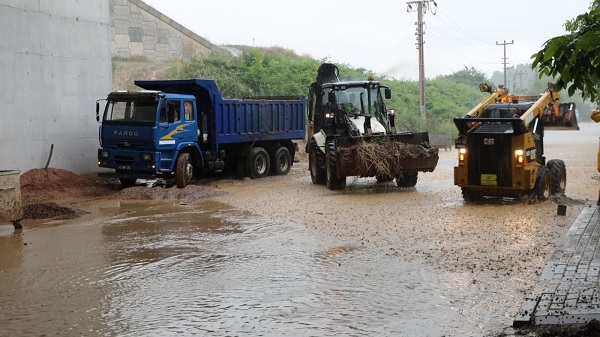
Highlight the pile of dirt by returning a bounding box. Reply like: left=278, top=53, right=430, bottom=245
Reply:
left=114, top=184, right=225, bottom=204
left=18, top=168, right=226, bottom=220
left=22, top=203, right=88, bottom=220
left=20, top=168, right=116, bottom=205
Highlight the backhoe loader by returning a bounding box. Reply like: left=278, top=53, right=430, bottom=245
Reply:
left=306, top=63, right=438, bottom=190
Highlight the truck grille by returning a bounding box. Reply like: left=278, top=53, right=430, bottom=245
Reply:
left=104, top=140, right=151, bottom=150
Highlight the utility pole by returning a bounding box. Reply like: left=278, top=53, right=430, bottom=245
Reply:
left=407, top=0, right=437, bottom=124
left=496, top=40, right=514, bottom=90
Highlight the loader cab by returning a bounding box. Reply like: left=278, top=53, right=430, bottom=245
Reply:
left=309, top=81, right=391, bottom=136
left=483, top=103, right=530, bottom=119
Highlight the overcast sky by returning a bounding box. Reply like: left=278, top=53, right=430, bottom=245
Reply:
left=143, top=0, right=592, bottom=81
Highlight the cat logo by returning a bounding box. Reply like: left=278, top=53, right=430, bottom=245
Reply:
left=483, top=138, right=495, bottom=145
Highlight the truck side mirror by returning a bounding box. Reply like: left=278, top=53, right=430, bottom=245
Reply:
left=96, top=101, right=100, bottom=122
left=385, top=88, right=392, bottom=99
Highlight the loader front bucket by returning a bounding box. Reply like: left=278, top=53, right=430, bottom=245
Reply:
left=334, top=133, right=439, bottom=177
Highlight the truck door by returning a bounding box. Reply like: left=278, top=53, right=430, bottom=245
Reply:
left=158, top=99, right=196, bottom=147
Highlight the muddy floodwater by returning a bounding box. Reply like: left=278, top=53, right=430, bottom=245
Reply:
left=1, top=124, right=598, bottom=336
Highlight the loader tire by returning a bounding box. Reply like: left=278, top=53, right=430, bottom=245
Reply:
left=176, top=152, right=195, bottom=188
left=325, top=141, right=346, bottom=190
left=245, top=147, right=270, bottom=179
left=396, top=172, right=418, bottom=188
left=534, top=166, right=551, bottom=202
left=309, top=141, right=326, bottom=184
left=546, top=159, right=566, bottom=194
left=461, top=188, right=482, bottom=203
left=270, top=146, right=291, bottom=176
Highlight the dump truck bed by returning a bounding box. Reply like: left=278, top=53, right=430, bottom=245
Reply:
left=135, top=79, right=306, bottom=145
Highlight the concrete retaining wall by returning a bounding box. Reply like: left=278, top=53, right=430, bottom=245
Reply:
left=0, top=0, right=112, bottom=174
left=110, top=0, right=222, bottom=61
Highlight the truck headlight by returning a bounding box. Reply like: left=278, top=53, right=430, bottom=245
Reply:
left=99, top=150, right=109, bottom=159
left=141, top=153, right=153, bottom=161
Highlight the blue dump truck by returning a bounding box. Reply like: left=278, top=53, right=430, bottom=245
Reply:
left=96, top=79, right=305, bottom=188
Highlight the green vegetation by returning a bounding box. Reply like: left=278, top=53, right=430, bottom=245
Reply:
left=120, top=43, right=590, bottom=134
left=532, top=0, right=599, bottom=103
left=172, top=48, right=488, bottom=134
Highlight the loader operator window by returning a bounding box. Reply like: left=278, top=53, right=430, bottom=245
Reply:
left=484, top=107, right=522, bottom=119
left=336, top=88, right=367, bottom=116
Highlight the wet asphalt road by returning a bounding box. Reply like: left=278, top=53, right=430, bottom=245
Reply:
left=0, top=124, right=598, bottom=336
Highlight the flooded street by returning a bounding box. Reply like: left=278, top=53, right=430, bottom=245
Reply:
left=1, top=124, right=598, bottom=336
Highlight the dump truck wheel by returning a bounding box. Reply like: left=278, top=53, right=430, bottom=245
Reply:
left=270, top=146, right=291, bottom=176
left=309, top=142, right=326, bottom=184
left=119, top=177, right=137, bottom=188
left=176, top=152, right=195, bottom=188
left=534, top=166, right=551, bottom=202
left=325, top=141, right=346, bottom=190
left=245, top=147, right=270, bottom=179
left=546, top=159, right=566, bottom=194
left=396, top=172, right=418, bottom=187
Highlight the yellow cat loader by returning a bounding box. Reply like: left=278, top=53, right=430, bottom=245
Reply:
left=307, top=63, right=439, bottom=190
left=454, top=83, right=578, bottom=202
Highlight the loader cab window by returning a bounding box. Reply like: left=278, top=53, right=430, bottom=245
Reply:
left=335, top=88, right=363, bottom=116
left=484, top=107, right=522, bottom=119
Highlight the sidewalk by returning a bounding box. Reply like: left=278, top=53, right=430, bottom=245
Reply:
left=514, top=203, right=600, bottom=327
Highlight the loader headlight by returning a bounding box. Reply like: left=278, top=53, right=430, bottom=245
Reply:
left=515, top=149, right=524, bottom=168
left=458, top=148, right=466, bottom=165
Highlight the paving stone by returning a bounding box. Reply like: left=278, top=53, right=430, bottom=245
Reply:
left=514, top=204, right=600, bottom=327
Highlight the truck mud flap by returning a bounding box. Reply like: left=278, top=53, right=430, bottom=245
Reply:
left=334, top=135, right=439, bottom=177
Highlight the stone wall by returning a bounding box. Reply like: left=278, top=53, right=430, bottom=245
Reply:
left=110, top=0, right=222, bottom=61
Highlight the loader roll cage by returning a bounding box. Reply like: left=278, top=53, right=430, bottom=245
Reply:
left=453, top=117, right=529, bottom=137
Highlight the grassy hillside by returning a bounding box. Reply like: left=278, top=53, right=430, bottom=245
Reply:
left=111, top=49, right=489, bottom=134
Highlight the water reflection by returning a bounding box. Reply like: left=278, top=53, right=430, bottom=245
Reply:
left=0, top=198, right=507, bottom=336
left=94, top=200, right=463, bottom=336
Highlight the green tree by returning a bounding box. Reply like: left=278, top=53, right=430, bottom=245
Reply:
left=438, top=66, right=489, bottom=88
left=532, top=0, right=600, bottom=102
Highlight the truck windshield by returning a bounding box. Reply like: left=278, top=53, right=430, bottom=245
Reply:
left=104, top=98, right=158, bottom=125
left=335, top=87, right=382, bottom=117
